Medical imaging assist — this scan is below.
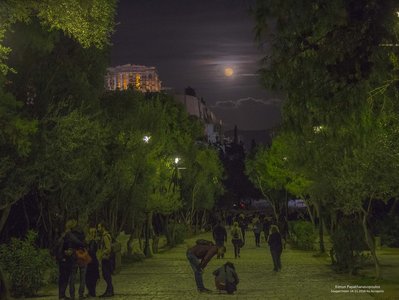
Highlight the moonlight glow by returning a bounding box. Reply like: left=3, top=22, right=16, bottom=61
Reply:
left=224, top=67, right=234, bottom=77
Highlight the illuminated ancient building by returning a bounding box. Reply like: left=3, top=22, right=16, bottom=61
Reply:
left=105, top=64, right=162, bottom=92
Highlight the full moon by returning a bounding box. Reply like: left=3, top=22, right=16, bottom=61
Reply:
left=224, top=67, right=234, bottom=77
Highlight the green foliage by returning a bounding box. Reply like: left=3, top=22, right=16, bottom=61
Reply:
left=180, top=145, right=224, bottom=216
left=35, top=110, right=107, bottom=219
left=0, top=0, right=116, bottom=74
left=289, top=221, right=317, bottom=250
left=168, top=223, right=188, bottom=245
left=330, top=218, right=369, bottom=274
left=254, top=0, right=399, bottom=277
left=0, top=81, right=37, bottom=214
left=0, top=231, right=55, bottom=297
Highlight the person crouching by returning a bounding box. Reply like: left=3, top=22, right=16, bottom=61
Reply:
left=186, top=241, right=226, bottom=293
left=213, top=262, right=239, bottom=295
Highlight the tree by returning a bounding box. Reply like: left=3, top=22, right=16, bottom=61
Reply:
left=245, top=137, right=290, bottom=221
left=0, top=0, right=116, bottom=75
left=180, top=146, right=224, bottom=231
left=253, top=0, right=399, bottom=276
left=0, top=82, right=37, bottom=234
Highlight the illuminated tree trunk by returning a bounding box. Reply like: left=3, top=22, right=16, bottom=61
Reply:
left=361, top=200, right=380, bottom=279
left=143, top=211, right=153, bottom=258
left=0, top=205, right=11, bottom=236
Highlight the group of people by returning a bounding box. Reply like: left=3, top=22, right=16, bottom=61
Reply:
left=56, top=220, right=114, bottom=299
left=186, top=214, right=283, bottom=294
left=57, top=214, right=282, bottom=297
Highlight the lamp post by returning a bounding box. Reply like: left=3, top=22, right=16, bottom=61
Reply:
left=142, top=134, right=153, bottom=257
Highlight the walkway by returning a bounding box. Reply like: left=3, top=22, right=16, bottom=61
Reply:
left=32, top=231, right=376, bottom=300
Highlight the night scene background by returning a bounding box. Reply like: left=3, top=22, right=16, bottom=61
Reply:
left=0, top=1, right=398, bottom=299
left=111, top=0, right=282, bottom=133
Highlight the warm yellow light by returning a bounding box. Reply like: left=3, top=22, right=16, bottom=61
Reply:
left=224, top=67, right=234, bottom=77
left=135, top=74, right=141, bottom=90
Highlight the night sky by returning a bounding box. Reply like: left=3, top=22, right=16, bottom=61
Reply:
left=111, top=0, right=282, bottom=130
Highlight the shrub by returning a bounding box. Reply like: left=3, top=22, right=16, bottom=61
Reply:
left=0, top=231, right=55, bottom=297
left=330, top=218, right=369, bottom=274
left=166, top=222, right=188, bottom=246
left=289, top=220, right=317, bottom=250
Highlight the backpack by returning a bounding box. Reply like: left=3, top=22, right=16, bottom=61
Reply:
left=231, top=228, right=240, bottom=239
left=75, top=248, right=92, bottom=267
left=196, top=239, right=214, bottom=246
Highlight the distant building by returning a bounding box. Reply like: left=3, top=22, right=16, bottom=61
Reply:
left=105, top=64, right=161, bottom=92
left=175, top=88, right=222, bottom=144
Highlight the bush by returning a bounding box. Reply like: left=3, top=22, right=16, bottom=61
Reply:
left=289, top=220, right=317, bottom=250
left=330, top=218, right=369, bottom=274
left=167, top=222, right=188, bottom=246
left=377, top=215, right=399, bottom=247
left=0, top=231, right=55, bottom=297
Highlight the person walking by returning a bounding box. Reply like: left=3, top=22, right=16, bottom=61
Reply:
left=56, top=219, right=85, bottom=300
left=267, top=225, right=283, bottom=272
left=230, top=222, right=243, bottom=259
left=252, top=216, right=261, bottom=247
left=262, top=216, right=271, bottom=242
left=85, top=227, right=100, bottom=298
left=69, top=224, right=87, bottom=300
left=238, top=215, right=247, bottom=244
left=186, top=240, right=226, bottom=293
left=97, top=223, right=114, bottom=297
left=212, top=221, right=227, bottom=259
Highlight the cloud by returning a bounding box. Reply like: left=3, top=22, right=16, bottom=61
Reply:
left=240, top=73, right=259, bottom=77
left=211, top=97, right=282, bottom=109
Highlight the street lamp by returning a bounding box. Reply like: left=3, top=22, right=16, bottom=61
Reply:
left=142, top=134, right=152, bottom=257
left=143, top=135, right=151, bottom=143
left=174, top=157, right=180, bottom=164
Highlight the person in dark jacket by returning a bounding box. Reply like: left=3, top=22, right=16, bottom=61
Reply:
left=69, top=225, right=87, bottom=300
left=85, top=227, right=100, bottom=297
left=186, top=242, right=226, bottom=293
left=230, top=222, right=243, bottom=258
left=213, top=262, right=239, bottom=294
left=98, top=223, right=114, bottom=298
left=212, top=221, right=227, bottom=258
left=262, top=217, right=271, bottom=242
left=267, top=225, right=283, bottom=272
left=57, top=219, right=85, bottom=300
left=252, top=216, right=261, bottom=247
left=238, top=215, right=247, bottom=244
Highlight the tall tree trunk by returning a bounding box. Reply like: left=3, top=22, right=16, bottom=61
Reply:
left=0, top=266, right=10, bottom=300
left=314, top=202, right=325, bottom=253
left=361, top=200, right=380, bottom=279
left=195, top=211, right=199, bottom=234
left=162, top=214, right=173, bottom=246
left=127, top=233, right=134, bottom=256
left=319, top=216, right=325, bottom=253
left=200, top=210, right=207, bottom=230
left=304, top=199, right=315, bottom=226
left=0, top=205, right=11, bottom=236
left=143, top=211, right=153, bottom=257
left=269, top=199, right=279, bottom=222
left=127, top=215, right=135, bottom=255
left=389, top=198, right=398, bottom=216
